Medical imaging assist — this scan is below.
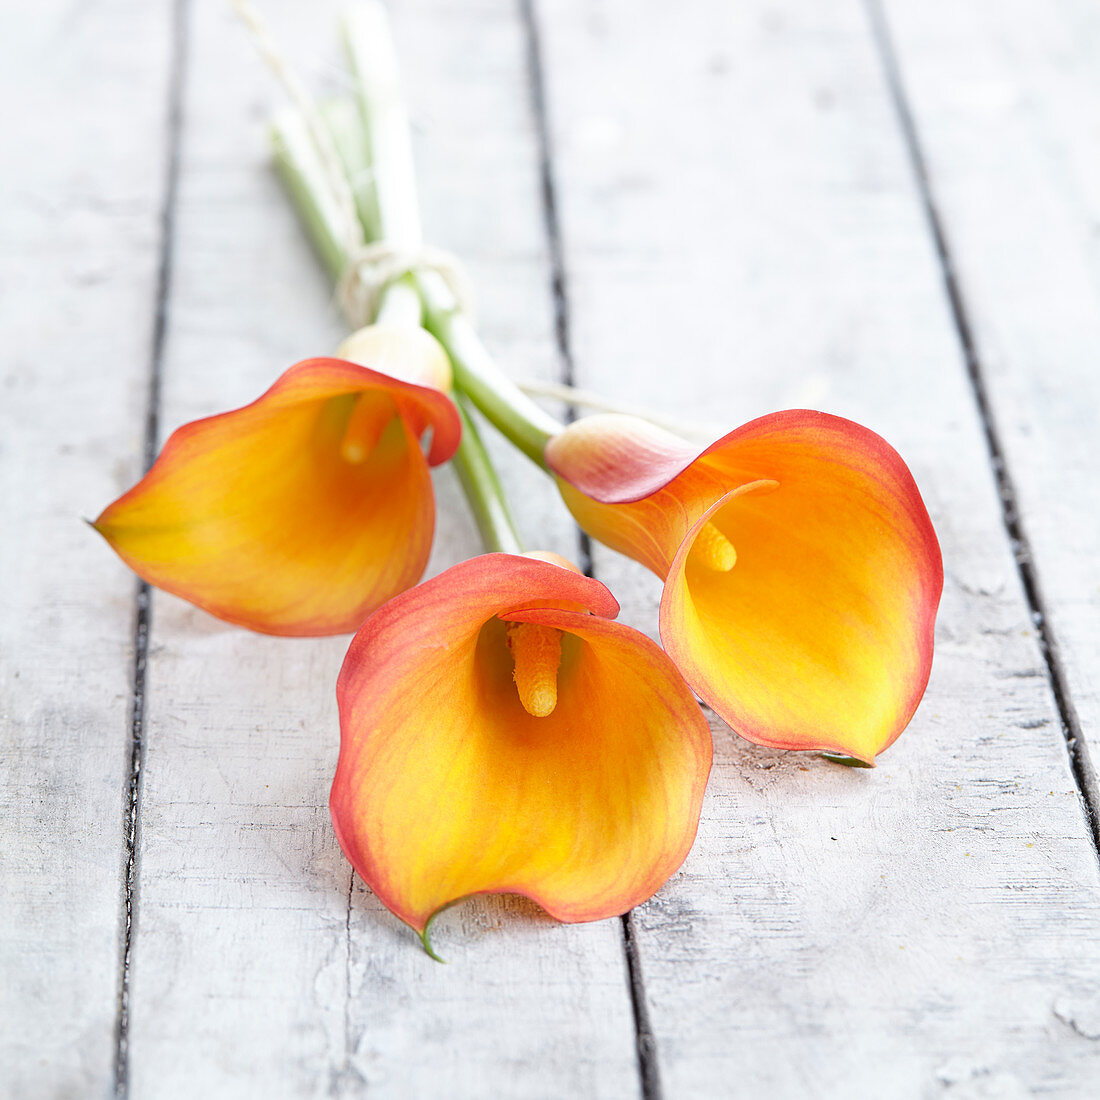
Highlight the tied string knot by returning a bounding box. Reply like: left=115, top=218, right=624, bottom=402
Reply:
left=337, top=241, right=476, bottom=329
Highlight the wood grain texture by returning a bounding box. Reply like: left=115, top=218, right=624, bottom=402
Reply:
left=0, top=1, right=174, bottom=1095
left=534, top=0, right=1100, bottom=1094
left=123, top=1, right=637, bottom=1096
left=880, top=0, right=1100, bottom=807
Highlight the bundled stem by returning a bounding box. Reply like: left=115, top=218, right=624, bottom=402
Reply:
left=450, top=400, right=524, bottom=555
left=337, top=7, right=561, bottom=463
left=418, top=276, right=559, bottom=467
left=341, top=5, right=421, bottom=248
left=270, top=110, right=349, bottom=282
left=264, top=1, right=530, bottom=557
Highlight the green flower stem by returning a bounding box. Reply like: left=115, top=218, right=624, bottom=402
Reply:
left=270, top=109, right=349, bottom=281
left=419, top=274, right=561, bottom=469
left=450, top=398, right=525, bottom=556
left=342, top=4, right=422, bottom=249
left=271, top=110, right=418, bottom=334
left=321, top=96, right=380, bottom=242
left=373, top=274, right=422, bottom=328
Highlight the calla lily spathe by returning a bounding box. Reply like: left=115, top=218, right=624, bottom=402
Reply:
left=93, top=325, right=461, bottom=636
left=331, top=553, right=712, bottom=953
left=546, top=410, right=943, bottom=765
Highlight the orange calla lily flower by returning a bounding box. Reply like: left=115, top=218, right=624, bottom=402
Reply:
left=93, top=325, right=461, bottom=636
left=545, top=410, right=943, bottom=765
left=331, top=552, right=712, bottom=953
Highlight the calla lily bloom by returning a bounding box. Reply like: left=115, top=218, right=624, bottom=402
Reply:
left=331, top=552, right=711, bottom=953
left=545, top=410, right=943, bottom=765
left=93, top=324, right=461, bottom=635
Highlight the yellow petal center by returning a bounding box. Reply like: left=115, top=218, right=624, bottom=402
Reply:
left=691, top=521, right=737, bottom=572
left=506, top=621, right=563, bottom=718
left=340, top=396, right=389, bottom=464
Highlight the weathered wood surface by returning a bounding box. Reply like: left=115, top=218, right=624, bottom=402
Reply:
left=3, top=0, right=1100, bottom=1097
left=0, top=2, right=174, bottom=1097
left=537, top=0, right=1100, bottom=1095
left=880, top=0, right=1100, bottom=810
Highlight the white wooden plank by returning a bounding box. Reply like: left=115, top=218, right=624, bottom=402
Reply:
left=881, top=0, right=1100, bottom=806
left=0, top=1, right=174, bottom=1095
left=125, top=0, right=638, bottom=1095
left=535, top=0, right=1100, bottom=1094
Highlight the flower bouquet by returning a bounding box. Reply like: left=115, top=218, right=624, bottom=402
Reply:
left=92, top=1, right=942, bottom=957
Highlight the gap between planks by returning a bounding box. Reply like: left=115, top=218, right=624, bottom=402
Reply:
left=518, top=0, right=593, bottom=583
left=520, top=0, right=660, bottom=1097
left=113, top=0, right=191, bottom=1095
left=864, top=0, right=1100, bottom=858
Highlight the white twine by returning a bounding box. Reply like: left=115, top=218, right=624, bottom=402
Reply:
left=232, top=0, right=475, bottom=329
left=336, top=241, right=476, bottom=330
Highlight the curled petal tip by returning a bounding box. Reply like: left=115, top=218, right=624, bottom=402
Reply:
left=419, top=915, right=448, bottom=964
left=520, top=550, right=583, bottom=575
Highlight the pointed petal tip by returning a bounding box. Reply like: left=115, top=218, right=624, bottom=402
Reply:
left=88, top=513, right=123, bottom=546
left=419, top=914, right=448, bottom=964
left=821, top=752, right=877, bottom=769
